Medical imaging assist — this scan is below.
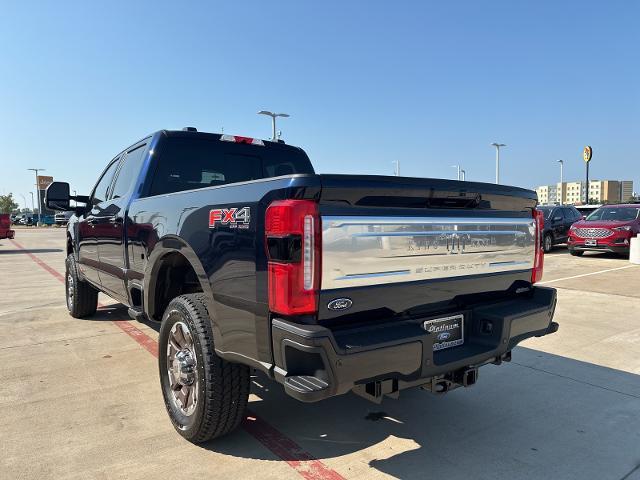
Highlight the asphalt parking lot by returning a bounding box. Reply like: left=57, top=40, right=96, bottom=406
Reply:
left=1, top=228, right=639, bottom=480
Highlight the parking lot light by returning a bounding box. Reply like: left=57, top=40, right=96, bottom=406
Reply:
left=258, top=111, right=290, bottom=141
left=27, top=168, right=45, bottom=226
left=491, top=143, right=506, bottom=184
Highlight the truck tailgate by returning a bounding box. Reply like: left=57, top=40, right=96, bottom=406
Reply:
left=316, top=174, right=538, bottom=321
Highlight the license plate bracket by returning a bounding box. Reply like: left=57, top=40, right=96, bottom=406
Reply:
left=585, top=239, right=597, bottom=246
left=422, top=314, right=464, bottom=351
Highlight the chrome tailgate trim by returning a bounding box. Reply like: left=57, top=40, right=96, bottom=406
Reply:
left=321, top=216, right=535, bottom=290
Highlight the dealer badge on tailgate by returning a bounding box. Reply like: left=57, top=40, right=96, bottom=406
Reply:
left=423, top=314, right=464, bottom=351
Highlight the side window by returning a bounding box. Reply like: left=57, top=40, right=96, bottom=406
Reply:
left=558, top=208, right=571, bottom=221
left=92, top=159, right=120, bottom=205
left=111, top=145, right=147, bottom=199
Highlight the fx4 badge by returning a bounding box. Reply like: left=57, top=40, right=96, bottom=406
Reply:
left=209, top=207, right=250, bottom=229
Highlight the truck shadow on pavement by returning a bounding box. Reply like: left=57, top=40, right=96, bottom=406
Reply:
left=210, top=347, right=640, bottom=480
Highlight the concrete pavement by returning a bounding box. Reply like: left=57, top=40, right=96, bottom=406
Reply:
left=1, top=229, right=638, bottom=480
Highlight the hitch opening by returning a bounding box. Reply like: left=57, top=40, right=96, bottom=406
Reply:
left=353, top=379, right=399, bottom=404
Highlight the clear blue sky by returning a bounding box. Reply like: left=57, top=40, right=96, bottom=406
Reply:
left=1, top=0, right=638, bottom=209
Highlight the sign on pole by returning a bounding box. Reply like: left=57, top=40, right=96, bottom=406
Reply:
left=583, top=146, right=592, bottom=204
left=37, top=175, right=54, bottom=190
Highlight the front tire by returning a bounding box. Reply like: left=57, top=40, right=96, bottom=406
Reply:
left=65, top=254, right=98, bottom=318
left=158, top=293, right=250, bottom=443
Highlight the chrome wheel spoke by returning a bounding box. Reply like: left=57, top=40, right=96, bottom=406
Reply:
left=166, top=321, right=198, bottom=416
left=169, top=338, right=181, bottom=352
left=173, top=324, right=187, bottom=349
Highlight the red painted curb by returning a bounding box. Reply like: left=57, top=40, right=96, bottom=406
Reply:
left=9, top=239, right=345, bottom=480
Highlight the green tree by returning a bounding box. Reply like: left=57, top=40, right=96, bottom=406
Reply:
left=0, top=193, right=19, bottom=213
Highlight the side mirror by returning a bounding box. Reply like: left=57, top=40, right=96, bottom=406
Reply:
left=45, top=182, right=72, bottom=211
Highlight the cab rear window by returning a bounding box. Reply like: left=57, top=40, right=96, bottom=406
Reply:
left=149, top=137, right=314, bottom=196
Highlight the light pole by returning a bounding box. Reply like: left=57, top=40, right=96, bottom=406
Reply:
left=19, top=193, right=27, bottom=211
left=460, top=169, right=466, bottom=181
left=392, top=160, right=400, bottom=176
left=557, top=159, right=564, bottom=204
left=490, top=143, right=506, bottom=184
left=557, top=159, right=564, bottom=185
left=27, top=168, right=45, bottom=226
left=451, top=165, right=461, bottom=181
left=257, top=111, right=290, bottom=141
left=29, top=192, right=35, bottom=218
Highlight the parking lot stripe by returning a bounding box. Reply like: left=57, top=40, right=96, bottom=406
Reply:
left=539, top=264, right=638, bottom=285
left=9, top=239, right=65, bottom=282
left=9, top=238, right=346, bottom=480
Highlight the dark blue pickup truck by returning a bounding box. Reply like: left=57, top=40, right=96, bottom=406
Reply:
left=46, top=128, right=557, bottom=443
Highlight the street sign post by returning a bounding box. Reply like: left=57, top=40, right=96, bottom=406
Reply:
left=37, top=176, right=54, bottom=222
left=583, top=146, right=592, bottom=204
left=37, top=175, right=54, bottom=190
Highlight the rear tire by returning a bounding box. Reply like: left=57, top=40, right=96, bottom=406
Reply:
left=65, top=254, right=98, bottom=318
left=569, top=249, right=584, bottom=257
left=543, top=233, right=553, bottom=253
left=158, top=293, right=250, bottom=443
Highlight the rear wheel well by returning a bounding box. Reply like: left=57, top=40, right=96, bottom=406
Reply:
left=151, top=252, right=203, bottom=321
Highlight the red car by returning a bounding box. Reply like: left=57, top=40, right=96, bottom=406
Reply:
left=0, top=214, right=15, bottom=240
left=568, top=204, right=640, bottom=256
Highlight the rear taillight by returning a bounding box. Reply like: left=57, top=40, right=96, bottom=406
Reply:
left=265, top=200, right=321, bottom=316
left=532, top=209, right=544, bottom=283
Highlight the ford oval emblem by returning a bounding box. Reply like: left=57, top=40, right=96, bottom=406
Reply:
left=437, top=332, right=451, bottom=341
left=327, top=298, right=353, bottom=311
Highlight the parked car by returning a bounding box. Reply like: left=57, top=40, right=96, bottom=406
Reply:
left=46, top=128, right=557, bottom=444
left=0, top=214, right=15, bottom=239
left=537, top=205, right=582, bottom=252
left=568, top=204, right=640, bottom=256
left=18, top=215, right=34, bottom=226
left=55, top=211, right=74, bottom=226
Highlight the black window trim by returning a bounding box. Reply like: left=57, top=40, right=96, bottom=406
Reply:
left=89, top=156, right=122, bottom=206
left=109, top=142, right=148, bottom=201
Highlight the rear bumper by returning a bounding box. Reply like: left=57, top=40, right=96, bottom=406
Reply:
left=0, top=229, right=15, bottom=239
left=271, top=286, right=558, bottom=402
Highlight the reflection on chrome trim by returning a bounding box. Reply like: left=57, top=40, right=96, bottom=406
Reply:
left=353, top=230, right=526, bottom=237
left=321, top=215, right=536, bottom=290
left=335, top=270, right=411, bottom=280
left=325, top=217, right=534, bottom=227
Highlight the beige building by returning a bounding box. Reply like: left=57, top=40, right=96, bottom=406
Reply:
left=563, top=182, right=583, bottom=204
left=621, top=180, right=634, bottom=202
left=535, top=180, right=633, bottom=205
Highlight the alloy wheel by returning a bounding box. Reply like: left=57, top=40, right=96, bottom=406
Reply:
left=166, top=321, right=199, bottom=417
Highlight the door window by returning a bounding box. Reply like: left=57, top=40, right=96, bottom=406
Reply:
left=111, top=145, right=147, bottom=199
left=91, top=159, right=120, bottom=205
